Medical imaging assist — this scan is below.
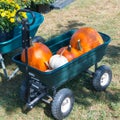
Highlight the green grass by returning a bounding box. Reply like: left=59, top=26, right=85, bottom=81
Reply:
left=0, top=0, right=120, bottom=120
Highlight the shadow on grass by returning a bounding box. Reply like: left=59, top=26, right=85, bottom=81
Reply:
left=59, top=20, right=86, bottom=33
left=47, top=20, right=86, bottom=40
left=0, top=73, right=23, bottom=114
left=62, top=72, right=120, bottom=105
left=0, top=48, right=22, bottom=68
left=105, top=45, right=120, bottom=64
left=57, top=20, right=86, bottom=31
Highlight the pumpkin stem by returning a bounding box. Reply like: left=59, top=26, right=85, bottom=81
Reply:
left=45, top=61, right=51, bottom=69
left=77, top=39, right=82, bottom=50
left=60, top=48, right=65, bottom=56
left=67, top=45, right=71, bottom=51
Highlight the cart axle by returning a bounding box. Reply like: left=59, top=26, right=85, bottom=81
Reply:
left=24, top=92, right=46, bottom=111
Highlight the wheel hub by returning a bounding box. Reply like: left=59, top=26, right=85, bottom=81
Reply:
left=100, top=72, right=109, bottom=86
left=61, top=97, right=71, bottom=113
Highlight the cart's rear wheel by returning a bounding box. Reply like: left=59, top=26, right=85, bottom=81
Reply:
left=92, top=65, right=112, bottom=91
left=51, top=88, right=74, bottom=120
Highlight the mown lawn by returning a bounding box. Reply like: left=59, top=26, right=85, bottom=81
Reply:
left=0, top=0, right=120, bottom=120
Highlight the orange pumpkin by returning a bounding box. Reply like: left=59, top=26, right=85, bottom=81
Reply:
left=70, top=27, right=104, bottom=53
left=21, top=42, right=52, bottom=72
left=57, top=45, right=83, bottom=61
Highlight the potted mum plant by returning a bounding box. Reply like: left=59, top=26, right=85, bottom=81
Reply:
left=22, top=0, right=55, bottom=13
left=0, top=0, right=27, bottom=42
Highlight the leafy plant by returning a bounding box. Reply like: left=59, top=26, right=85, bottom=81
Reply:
left=22, top=0, right=55, bottom=7
left=0, top=0, right=27, bottom=32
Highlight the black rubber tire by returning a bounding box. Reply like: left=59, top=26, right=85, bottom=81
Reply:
left=92, top=65, right=112, bottom=91
left=51, top=88, right=74, bottom=120
left=20, top=80, right=27, bottom=102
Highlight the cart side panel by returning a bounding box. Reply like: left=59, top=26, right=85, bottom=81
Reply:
left=12, top=31, right=111, bottom=88
left=33, top=43, right=108, bottom=88
left=13, top=44, right=107, bottom=88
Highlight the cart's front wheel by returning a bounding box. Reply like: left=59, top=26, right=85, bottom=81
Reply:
left=93, top=65, right=112, bottom=91
left=51, top=88, right=74, bottom=120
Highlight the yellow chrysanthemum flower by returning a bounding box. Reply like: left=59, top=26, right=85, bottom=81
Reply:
left=15, top=4, right=20, bottom=10
left=10, top=18, right=15, bottom=23
left=21, top=12, right=27, bottom=18
left=0, top=0, right=27, bottom=32
left=1, top=12, right=6, bottom=17
left=10, top=12, right=15, bottom=17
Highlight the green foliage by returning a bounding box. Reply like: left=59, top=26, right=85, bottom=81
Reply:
left=0, top=0, right=26, bottom=32
left=22, top=0, right=55, bottom=7
left=33, top=0, right=55, bottom=4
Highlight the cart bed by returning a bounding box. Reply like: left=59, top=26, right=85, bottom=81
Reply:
left=12, top=30, right=111, bottom=88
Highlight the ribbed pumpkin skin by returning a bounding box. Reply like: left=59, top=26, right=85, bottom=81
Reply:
left=70, top=27, right=104, bottom=53
left=21, top=42, right=52, bottom=72
left=49, top=54, right=68, bottom=69
left=57, top=46, right=83, bottom=61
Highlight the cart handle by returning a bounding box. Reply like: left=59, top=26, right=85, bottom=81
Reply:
left=16, top=9, right=35, bottom=25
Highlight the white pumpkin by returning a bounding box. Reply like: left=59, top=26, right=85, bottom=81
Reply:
left=49, top=54, right=68, bottom=69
